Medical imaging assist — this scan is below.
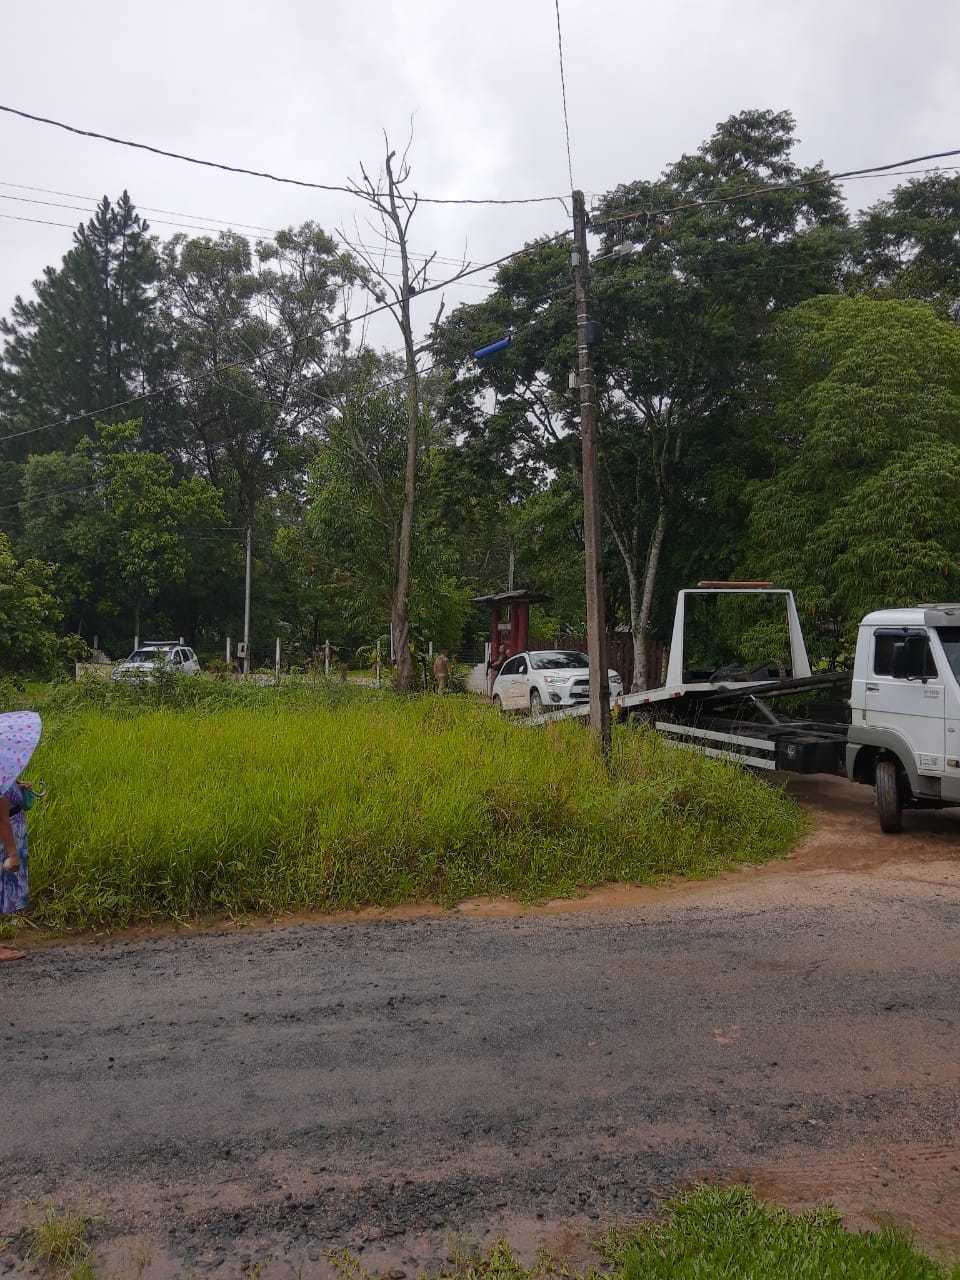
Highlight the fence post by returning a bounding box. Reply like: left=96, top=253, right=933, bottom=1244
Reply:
left=324, top=639, right=331, bottom=678
left=375, top=638, right=382, bottom=688
left=226, top=637, right=232, bottom=665
left=275, top=637, right=281, bottom=682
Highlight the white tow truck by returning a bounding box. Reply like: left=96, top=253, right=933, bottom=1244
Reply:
left=548, top=583, right=960, bottom=834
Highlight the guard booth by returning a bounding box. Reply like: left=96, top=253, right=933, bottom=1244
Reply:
left=472, top=589, right=552, bottom=659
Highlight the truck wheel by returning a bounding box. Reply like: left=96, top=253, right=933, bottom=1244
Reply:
left=876, top=759, right=903, bottom=834
left=529, top=689, right=543, bottom=717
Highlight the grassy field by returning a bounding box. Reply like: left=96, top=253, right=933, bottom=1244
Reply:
left=2, top=678, right=808, bottom=933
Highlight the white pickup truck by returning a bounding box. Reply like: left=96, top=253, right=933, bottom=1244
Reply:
left=549, top=585, right=960, bottom=834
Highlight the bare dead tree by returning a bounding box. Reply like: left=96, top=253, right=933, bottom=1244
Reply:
left=341, top=132, right=467, bottom=691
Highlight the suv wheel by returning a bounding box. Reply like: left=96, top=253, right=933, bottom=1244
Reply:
left=530, top=688, right=543, bottom=717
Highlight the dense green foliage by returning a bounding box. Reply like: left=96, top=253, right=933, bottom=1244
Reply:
left=0, top=533, right=74, bottom=674
left=2, top=687, right=805, bottom=932
left=3, top=111, right=960, bottom=676
left=747, top=296, right=960, bottom=655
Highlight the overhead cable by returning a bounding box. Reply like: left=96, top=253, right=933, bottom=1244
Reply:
left=591, top=148, right=960, bottom=226
left=0, top=104, right=568, bottom=207
left=0, top=180, right=481, bottom=269
left=553, top=0, right=575, bottom=193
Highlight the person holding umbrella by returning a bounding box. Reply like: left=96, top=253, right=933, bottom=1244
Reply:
left=0, top=711, right=42, bottom=963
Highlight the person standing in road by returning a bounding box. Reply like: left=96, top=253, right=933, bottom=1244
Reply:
left=433, top=649, right=453, bottom=693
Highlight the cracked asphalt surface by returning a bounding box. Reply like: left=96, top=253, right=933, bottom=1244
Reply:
left=2, top=776, right=959, bottom=1277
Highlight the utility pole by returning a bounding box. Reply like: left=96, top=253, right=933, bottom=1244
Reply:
left=572, top=190, right=611, bottom=755
left=242, top=523, right=252, bottom=676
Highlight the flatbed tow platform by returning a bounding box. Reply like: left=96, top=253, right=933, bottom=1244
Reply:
left=542, top=586, right=853, bottom=776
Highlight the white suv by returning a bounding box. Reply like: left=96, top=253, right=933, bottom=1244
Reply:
left=111, top=642, right=201, bottom=681
left=492, top=649, right=624, bottom=714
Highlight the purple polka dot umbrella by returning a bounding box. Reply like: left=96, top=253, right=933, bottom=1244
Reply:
left=0, top=711, right=42, bottom=793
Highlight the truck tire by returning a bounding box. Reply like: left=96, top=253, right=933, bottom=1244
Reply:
left=875, top=759, right=903, bottom=834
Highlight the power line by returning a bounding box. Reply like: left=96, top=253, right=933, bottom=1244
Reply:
left=0, top=212, right=74, bottom=229
left=0, top=197, right=498, bottom=293
left=553, top=0, right=575, bottom=193
left=0, top=179, right=280, bottom=233
left=0, top=193, right=240, bottom=238
left=0, top=103, right=568, bottom=207
left=0, top=232, right=571, bottom=446
left=590, top=148, right=960, bottom=227
left=0, top=180, right=484, bottom=270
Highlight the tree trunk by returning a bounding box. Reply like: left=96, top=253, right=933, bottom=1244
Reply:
left=624, top=561, right=645, bottom=693
left=634, top=498, right=668, bottom=692
left=606, top=519, right=644, bottom=694
left=390, top=305, right=418, bottom=692
left=387, top=155, right=418, bottom=693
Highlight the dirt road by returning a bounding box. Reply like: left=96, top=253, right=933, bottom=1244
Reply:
left=2, top=776, right=959, bottom=1277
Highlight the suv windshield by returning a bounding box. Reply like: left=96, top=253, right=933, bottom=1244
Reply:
left=530, top=651, right=589, bottom=670
left=936, top=628, right=960, bottom=682
left=127, top=649, right=169, bottom=663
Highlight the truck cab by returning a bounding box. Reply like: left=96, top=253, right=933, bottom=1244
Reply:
left=847, top=604, right=960, bottom=831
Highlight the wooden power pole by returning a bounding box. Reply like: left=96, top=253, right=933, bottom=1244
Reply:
left=572, top=190, right=611, bottom=755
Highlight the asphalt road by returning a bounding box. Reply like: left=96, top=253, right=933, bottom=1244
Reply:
left=3, top=778, right=960, bottom=1277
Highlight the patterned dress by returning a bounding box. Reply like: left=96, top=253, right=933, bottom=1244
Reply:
left=1, top=781, right=29, bottom=915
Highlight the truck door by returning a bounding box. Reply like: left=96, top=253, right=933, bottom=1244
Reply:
left=867, top=629, right=945, bottom=778
left=931, top=627, right=960, bottom=799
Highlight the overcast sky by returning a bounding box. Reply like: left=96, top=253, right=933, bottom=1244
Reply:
left=2, top=0, right=959, bottom=354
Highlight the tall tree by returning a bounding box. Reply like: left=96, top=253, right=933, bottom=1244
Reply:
left=590, top=109, right=847, bottom=686
left=746, top=296, right=960, bottom=655
left=304, top=353, right=471, bottom=661
left=855, top=172, right=960, bottom=318
left=343, top=137, right=469, bottom=690
left=159, top=224, right=358, bottom=524
left=435, top=111, right=849, bottom=687
left=0, top=193, right=164, bottom=459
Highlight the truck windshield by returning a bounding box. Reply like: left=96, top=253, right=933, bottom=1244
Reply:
left=936, top=628, right=960, bottom=682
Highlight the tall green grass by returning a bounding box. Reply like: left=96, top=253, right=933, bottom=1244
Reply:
left=9, top=690, right=807, bottom=932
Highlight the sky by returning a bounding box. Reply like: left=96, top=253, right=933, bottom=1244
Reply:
left=2, top=0, right=959, bottom=356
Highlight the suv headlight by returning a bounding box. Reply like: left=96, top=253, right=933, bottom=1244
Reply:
left=543, top=675, right=572, bottom=685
